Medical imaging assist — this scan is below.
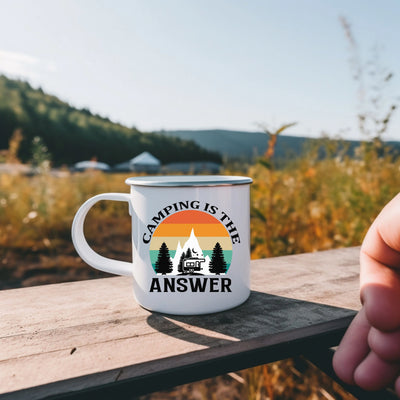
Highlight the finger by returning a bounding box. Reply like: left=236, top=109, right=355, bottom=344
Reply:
left=361, top=193, right=400, bottom=270
left=361, top=254, right=400, bottom=331
left=360, top=213, right=400, bottom=331
left=369, top=327, right=400, bottom=361
left=360, top=195, right=400, bottom=331
left=333, top=308, right=370, bottom=385
left=395, top=375, right=400, bottom=397
left=354, top=351, right=400, bottom=391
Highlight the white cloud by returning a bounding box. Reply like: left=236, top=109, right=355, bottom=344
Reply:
left=0, top=49, right=56, bottom=81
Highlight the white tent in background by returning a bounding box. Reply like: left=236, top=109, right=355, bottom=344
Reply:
left=73, top=160, right=111, bottom=172
left=113, top=152, right=161, bottom=172
left=130, top=152, right=161, bottom=173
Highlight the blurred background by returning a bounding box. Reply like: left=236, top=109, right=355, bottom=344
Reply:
left=1, top=1, right=399, bottom=399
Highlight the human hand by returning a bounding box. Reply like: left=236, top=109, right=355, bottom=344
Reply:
left=333, top=193, right=400, bottom=395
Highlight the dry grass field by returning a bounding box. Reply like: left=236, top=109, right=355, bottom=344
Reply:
left=2, top=144, right=399, bottom=288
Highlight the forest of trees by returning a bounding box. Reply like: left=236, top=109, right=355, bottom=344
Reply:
left=0, top=75, right=222, bottom=166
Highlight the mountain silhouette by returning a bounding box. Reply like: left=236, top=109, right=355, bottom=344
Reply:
left=171, top=229, right=211, bottom=274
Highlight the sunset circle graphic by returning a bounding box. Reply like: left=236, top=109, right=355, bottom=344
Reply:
left=149, top=210, right=232, bottom=275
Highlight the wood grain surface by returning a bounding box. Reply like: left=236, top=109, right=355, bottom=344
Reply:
left=0, top=247, right=360, bottom=399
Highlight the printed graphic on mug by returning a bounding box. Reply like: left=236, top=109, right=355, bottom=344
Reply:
left=149, top=210, right=232, bottom=276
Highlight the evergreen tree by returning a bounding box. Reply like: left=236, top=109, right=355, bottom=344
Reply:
left=155, top=242, right=173, bottom=275
left=185, top=248, right=192, bottom=259
left=209, top=242, right=227, bottom=275
left=177, top=252, right=186, bottom=274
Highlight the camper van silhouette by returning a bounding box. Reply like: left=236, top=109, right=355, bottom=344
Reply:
left=182, top=257, right=206, bottom=274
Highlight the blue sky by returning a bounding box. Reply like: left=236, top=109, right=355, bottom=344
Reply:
left=0, top=0, right=399, bottom=139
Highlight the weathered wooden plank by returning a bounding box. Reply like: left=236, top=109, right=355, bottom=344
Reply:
left=0, top=278, right=136, bottom=337
left=6, top=317, right=354, bottom=400
left=251, top=246, right=361, bottom=310
left=0, top=247, right=361, bottom=399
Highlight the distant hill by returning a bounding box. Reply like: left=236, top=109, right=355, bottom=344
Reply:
left=156, top=129, right=305, bottom=160
left=0, top=76, right=221, bottom=166
left=156, top=129, right=400, bottom=162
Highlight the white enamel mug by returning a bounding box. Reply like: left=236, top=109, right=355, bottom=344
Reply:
left=71, top=175, right=252, bottom=315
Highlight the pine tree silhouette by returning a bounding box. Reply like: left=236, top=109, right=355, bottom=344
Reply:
left=209, top=242, right=227, bottom=274
left=177, top=252, right=186, bottom=274
left=155, top=242, right=173, bottom=275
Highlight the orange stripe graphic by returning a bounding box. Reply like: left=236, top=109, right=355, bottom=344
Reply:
left=162, top=210, right=219, bottom=224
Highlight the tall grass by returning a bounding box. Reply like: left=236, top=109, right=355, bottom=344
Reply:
left=249, top=145, right=400, bottom=259
left=1, top=147, right=400, bottom=265
left=0, top=170, right=130, bottom=252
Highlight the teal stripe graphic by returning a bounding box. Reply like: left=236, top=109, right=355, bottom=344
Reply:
left=150, top=250, right=176, bottom=266
left=150, top=250, right=232, bottom=268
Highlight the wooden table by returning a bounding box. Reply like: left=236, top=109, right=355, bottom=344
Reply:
left=1, top=247, right=362, bottom=399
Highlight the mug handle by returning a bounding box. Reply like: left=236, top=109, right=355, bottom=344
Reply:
left=71, top=193, right=133, bottom=276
